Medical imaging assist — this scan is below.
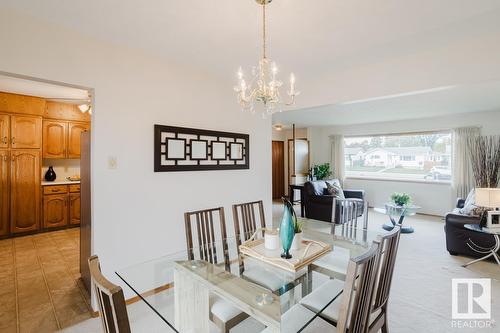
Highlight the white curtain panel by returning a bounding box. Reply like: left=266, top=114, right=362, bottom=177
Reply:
left=329, top=134, right=345, bottom=184
left=452, top=127, right=480, bottom=199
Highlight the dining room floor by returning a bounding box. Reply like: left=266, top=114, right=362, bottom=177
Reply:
left=0, top=227, right=91, bottom=333
left=9, top=204, right=500, bottom=333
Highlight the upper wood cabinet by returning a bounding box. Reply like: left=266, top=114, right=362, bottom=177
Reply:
left=11, top=115, right=42, bottom=149
left=10, top=150, right=40, bottom=234
left=43, top=194, right=68, bottom=229
left=68, top=122, right=90, bottom=158
left=0, top=115, right=9, bottom=149
left=0, top=92, right=46, bottom=116
left=43, top=120, right=67, bottom=158
left=42, top=120, right=89, bottom=159
left=0, top=150, right=9, bottom=237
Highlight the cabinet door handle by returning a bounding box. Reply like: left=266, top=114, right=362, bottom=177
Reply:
left=2, top=155, right=6, bottom=162
left=2, top=136, right=6, bottom=144
left=11, top=137, right=15, bottom=145
left=51, top=189, right=60, bottom=192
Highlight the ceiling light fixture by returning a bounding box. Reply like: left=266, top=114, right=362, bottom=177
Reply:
left=273, top=124, right=283, bottom=131
left=78, top=104, right=91, bottom=113
left=234, top=0, right=299, bottom=118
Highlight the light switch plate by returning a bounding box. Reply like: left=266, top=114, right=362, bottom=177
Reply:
left=108, top=156, right=117, bottom=169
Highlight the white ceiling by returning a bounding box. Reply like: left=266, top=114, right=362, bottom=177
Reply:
left=0, top=75, right=89, bottom=103
left=2, top=0, right=500, bottom=121
left=272, top=80, right=500, bottom=126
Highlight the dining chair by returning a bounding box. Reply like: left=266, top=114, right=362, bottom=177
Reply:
left=88, top=255, right=131, bottom=333
left=299, top=226, right=402, bottom=332
left=261, top=242, right=382, bottom=333
left=232, top=200, right=266, bottom=247
left=232, top=200, right=287, bottom=292
left=184, top=207, right=248, bottom=333
left=311, top=198, right=368, bottom=280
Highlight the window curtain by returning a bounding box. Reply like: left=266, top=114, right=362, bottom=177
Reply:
left=329, top=134, right=345, bottom=184
left=452, top=127, right=480, bottom=199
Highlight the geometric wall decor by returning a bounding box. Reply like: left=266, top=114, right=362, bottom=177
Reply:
left=154, top=125, right=249, bottom=172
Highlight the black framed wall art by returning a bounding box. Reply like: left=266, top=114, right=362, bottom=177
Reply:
left=154, top=125, right=250, bottom=172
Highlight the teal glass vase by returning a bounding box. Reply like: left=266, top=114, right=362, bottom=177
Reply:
left=280, top=197, right=296, bottom=259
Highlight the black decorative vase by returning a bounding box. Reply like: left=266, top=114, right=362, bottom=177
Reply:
left=44, top=166, right=56, bottom=181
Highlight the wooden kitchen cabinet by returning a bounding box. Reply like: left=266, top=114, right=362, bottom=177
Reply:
left=10, top=115, right=42, bottom=149
left=43, top=194, right=68, bottom=229
left=67, top=122, right=90, bottom=158
left=0, top=150, right=9, bottom=237
left=10, top=150, right=40, bottom=234
left=42, top=120, right=67, bottom=158
left=0, top=115, right=9, bottom=149
left=69, top=193, right=81, bottom=225
left=42, top=184, right=81, bottom=229
left=42, top=120, right=89, bottom=159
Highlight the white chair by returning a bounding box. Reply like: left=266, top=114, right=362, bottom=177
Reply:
left=300, top=226, right=401, bottom=332
left=262, top=241, right=382, bottom=333
left=184, top=207, right=248, bottom=333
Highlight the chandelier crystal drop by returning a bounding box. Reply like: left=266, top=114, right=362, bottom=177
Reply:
left=234, top=0, right=299, bottom=118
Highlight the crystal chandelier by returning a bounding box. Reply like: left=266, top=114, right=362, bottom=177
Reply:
left=234, top=0, right=299, bottom=117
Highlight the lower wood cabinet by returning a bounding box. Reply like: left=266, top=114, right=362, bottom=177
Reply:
left=43, top=194, right=68, bottom=228
left=42, top=184, right=80, bottom=230
left=0, top=150, right=9, bottom=237
left=69, top=193, right=81, bottom=225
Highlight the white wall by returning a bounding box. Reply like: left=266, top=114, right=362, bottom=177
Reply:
left=308, top=110, right=500, bottom=216
left=0, top=8, right=272, bottom=298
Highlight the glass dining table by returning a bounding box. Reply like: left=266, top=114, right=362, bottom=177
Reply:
left=115, top=217, right=383, bottom=332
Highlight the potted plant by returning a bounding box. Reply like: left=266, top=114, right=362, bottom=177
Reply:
left=312, top=163, right=332, bottom=180
left=290, top=215, right=303, bottom=251
left=390, top=192, right=411, bottom=207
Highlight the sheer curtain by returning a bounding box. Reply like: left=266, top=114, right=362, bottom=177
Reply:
left=452, top=127, right=480, bottom=199
left=329, top=134, right=345, bottom=184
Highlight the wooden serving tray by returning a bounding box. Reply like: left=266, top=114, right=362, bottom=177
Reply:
left=239, top=238, right=332, bottom=273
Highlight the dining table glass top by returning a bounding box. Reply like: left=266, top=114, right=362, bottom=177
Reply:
left=115, top=217, right=385, bottom=332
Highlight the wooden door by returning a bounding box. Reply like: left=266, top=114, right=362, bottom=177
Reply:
left=43, top=120, right=67, bottom=158
left=11, top=116, right=42, bottom=149
left=69, top=193, right=81, bottom=225
left=10, top=150, right=40, bottom=234
left=43, top=194, right=68, bottom=229
left=67, top=122, right=89, bottom=158
left=0, top=150, right=9, bottom=236
left=272, top=141, right=285, bottom=199
left=0, top=115, right=9, bottom=148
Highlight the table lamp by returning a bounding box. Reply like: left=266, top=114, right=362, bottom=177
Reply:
left=475, top=188, right=500, bottom=229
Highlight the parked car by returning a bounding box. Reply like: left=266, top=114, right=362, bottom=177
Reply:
left=425, top=166, right=451, bottom=180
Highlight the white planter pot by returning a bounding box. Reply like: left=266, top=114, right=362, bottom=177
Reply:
left=264, top=230, right=279, bottom=250
left=291, top=232, right=302, bottom=251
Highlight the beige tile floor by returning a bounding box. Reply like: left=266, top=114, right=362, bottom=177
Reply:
left=0, top=228, right=91, bottom=333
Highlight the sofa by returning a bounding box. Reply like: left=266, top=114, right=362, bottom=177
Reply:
left=444, top=198, right=495, bottom=257
left=303, top=179, right=366, bottom=224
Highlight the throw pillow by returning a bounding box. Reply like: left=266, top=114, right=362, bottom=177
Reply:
left=459, top=189, right=476, bottom=215
left=326, top=182, right=345, bottom=199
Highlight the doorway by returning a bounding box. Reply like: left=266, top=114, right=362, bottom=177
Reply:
left=272, top=140, right=285, bottom=199
left=0, top=71, right=94, bottom=330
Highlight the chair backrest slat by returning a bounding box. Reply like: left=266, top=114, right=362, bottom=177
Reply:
left=372, top=226, right=401, bottom=312
left=184, top=207, right=229, bottom=270
left=232, top=200, right=266, bottom=248
left=88, top=255, right=131, bottom=333
left=336, top=242, right=381, bottom=333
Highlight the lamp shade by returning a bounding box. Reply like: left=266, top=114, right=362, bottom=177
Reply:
left=475, top=188, right=500, bottom=208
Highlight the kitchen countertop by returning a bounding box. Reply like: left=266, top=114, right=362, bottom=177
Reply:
left=41, top=180, right=81, bottom=186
